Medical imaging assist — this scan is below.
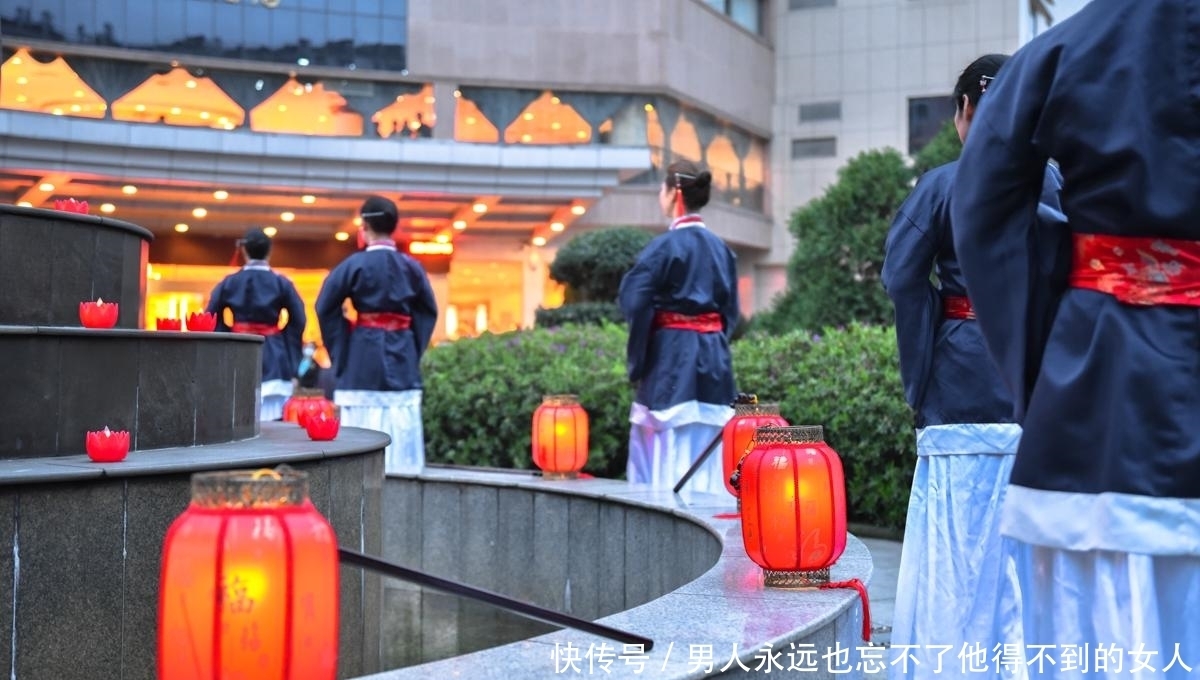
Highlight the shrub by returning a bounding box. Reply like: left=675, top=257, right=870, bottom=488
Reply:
left=535, top=301, right=624, bottom=329
left=547, top=227, right=655, bottom=302
left=776, top=149, right=913, bottom=332
left=422, top=323, right=632, bottom=478
left=913, top=119, right=963, bottom=175
left=732, top=323, right=914, bottom=529
left=422, top=322, right=915, bottom=530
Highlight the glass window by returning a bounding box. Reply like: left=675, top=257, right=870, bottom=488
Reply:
left=791, top=137, right=838, bottom=159
left=908, top=95, right=956, bottom=154
left=729, top=0, right=761, bottom=33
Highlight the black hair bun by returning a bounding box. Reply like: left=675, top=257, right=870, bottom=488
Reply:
left=694, top=171, right=712, bottom=189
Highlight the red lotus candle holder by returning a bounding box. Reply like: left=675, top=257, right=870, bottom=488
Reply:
left=185, top=311, right=217, bottom=332
left=54, top=198, right=89, bottom=214
left=156, top=318, right=182, bottom=331
left=305, top=412, right=340, bottom=441
left=79, top=298, right=119, bottom=328
left=86, top=427, right=130, bottom=462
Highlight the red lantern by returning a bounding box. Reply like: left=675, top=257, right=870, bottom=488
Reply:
left=721, top=397, right=789, bottom=499
left=158, top=468, right=339, bottom=680
left=305, top=412, right=340, bottom=441
left=283, top=389, right=338, bottom=428
left=79, top=298, right=119, bottom=328
left=738, top=425, right=846, bottom=586
left=185, top=311, right=218, bottom=332
left=531, top=394, right=589, bottom=479
left=54, top=198, right=89, bottom=214
left=156, top=318, right=182, bottom=331
left=85, top=427, right=130, bottom=462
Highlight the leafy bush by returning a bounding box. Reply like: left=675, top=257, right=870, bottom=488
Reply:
left=535, top=302, right=624, bottom=329
left=548, top=227, right=655, bottom=302
left=422, top=322, right=915, bottom=530
left=775, top=149, right=914, bottom=332
left=732, top=324, right=913, bottom=529
left=913, top=120, right=963, bottom=175
left=422, top=323, right=631, bottom=478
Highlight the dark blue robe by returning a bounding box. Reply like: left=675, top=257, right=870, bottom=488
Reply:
left=315, top=244, right=438, bottom=392
left=206, top=262, right=306, bottom=384
left=618, top=219, right=739, bottom=412
left=951, top=0, right=1200, bottom=551
left=882, top=160, right=1064, bottom=428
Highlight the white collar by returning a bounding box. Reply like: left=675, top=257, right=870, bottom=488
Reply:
left=243, top=260, right=270, bottom=271
left=365, top=242, right=397, bottom=252
left=669, top=214, right=706, bottom=230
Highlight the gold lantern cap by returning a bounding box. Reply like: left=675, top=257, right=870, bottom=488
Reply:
left=733, top=402, right=781, bottom=416
left=754, top=425, right=824, bottom=445
left=190, top=466, right=309, bottom=509
left=541, top=394, right=580, bottom=406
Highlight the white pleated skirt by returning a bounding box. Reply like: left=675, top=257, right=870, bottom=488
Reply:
left=260, top=379, right=293, bottom=422
left=334, top=389, right=424, bottom=474
left=1000, top=540, right=1200, bottom=679
left=891, top=423, right=1025, bottom=680
left=626, top=400, right=733, bottom=497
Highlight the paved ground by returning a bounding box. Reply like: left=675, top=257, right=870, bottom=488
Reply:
left=860, top=538, right=903, bottom=648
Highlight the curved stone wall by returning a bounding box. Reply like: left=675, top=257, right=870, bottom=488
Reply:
left=0, top=327, right=262, bottom=457
left=0, top=205, right=152, bottom=329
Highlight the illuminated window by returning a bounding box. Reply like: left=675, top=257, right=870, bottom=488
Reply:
left=454, top=97, right=500, bottom=143
left=503, top=92, right=592, bottom=145
left=0, top=48, right=106, bottom=118
left=113, top=67, right=244, bottom=129
left=372, top=83, right=436, bottom=138
left=250, top=78, right=363, bottom=137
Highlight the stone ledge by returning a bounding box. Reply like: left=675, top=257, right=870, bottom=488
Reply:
left=360, top=468, right=872, bottom=680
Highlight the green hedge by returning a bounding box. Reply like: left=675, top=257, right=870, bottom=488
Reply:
left=422, top=323, right=915, bottom=530
left=535, top=301, right=625, bottom=328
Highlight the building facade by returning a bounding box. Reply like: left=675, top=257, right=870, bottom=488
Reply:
left=0, top=0, right=1082, bottom=339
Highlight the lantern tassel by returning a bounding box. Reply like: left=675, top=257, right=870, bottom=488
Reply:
left=820, top=578, right=871, bottom=642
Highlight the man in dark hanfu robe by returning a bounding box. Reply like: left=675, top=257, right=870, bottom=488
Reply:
left=316, top=196, right=438, bottom=473
left=952, top=1, right=1200, bottom=671
left=206, top=227, right=307, bottom=421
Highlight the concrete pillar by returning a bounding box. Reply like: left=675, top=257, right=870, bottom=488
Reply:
left=521, top=247, right=548, bottom=329
left=432, top=81, right=457, bottom=141
left=427, top=272, right=451, bottom=342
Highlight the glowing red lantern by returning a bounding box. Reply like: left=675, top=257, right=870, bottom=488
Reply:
left=305, top=412, right=340, bottom=441
left=283, top=389, right=338, bottom=428
left=531, top=394, right=589, bottom=479
left=185, top=311, right=218, bottom=332
left=738, top=425, right=846, bottom=586
left=79, top=298, right=119, bottom=328
left=722, top=396, right=789, bottom=499
left=158, top=468, right=339, bottom=680
left=156, top=318, right=182, bottom=331
left=54, top=198, right=89, bottom=214
left=85, top=427, right=130, bottom=462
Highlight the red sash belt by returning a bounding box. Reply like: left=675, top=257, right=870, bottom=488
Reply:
left=1070, top=234, right=1200, bottom=306
left=356, top=312, right=412, bottom=331
left=942, top=296, right=976, bottom=320
left=231, top=321, right=281, bottom=336
left=652, top=310, right=723, bottom=333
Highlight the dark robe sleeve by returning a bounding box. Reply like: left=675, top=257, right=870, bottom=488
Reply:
left=280, top=277, right=308, bottom=378
left=618, top=240, right=666, bottom=383
left=951, top=44, right=1063, bottom=421
left=409, top=263, right=439, bottom=360
left=205, top=278, right=230, bottom=332
left=316, top=262, right=353, bottom=379
left=721, top=248, right=740, bottom=341
left=882, top=178, right=944, bottom=414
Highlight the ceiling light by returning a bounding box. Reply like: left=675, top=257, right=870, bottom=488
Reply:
left=523, top=112, right=534, bottom=121
left=15, top=76, right=27, bottom=85
left=38, top=182, right=55, bottom=192
left=174, top=223, right=189, bottom=233
left=551, top=96, right=561, bottom=105
left=532, top=236, right=547, bottom=247
left=570, top=205, right=586, bottom=216
left=280, top=211, right=295, bottom=222
left=453, top=89, right=462, bottom=98
left=169, top=107, right=181, bottom=115
left=550, top=222, right=565, bottom=232
left=73, top=89, right=84, bottom=98
left=434, top=233, right=450, bottom=244
left=192, top=207, right=208, bottom=218
left=263, top=226, right=278, bottom=237
left=472, top=203, right=488, bottom=214
left=14, top=95, right=26, bottom=103
left=452, top=220, right=467, bottom=230
left=199, top=111, right=211, bottom=120
left=51, top=108, right=63, bottom=116
left=300, top=195, right=316, bottom=204
left=335, top=231, right=350, bottom=241
left=520, top=134, right=533, bottom=143
left=99, top=203, right=116, bottom=214
left=134, top=104, right=146, bottom=112
left=122, top=185, right=138, bottom=195
left=213, top=190, right=229, bottom=200
left=185, top=79, right=197, bottom=89
left=16, top=201, right=32, bottom=207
